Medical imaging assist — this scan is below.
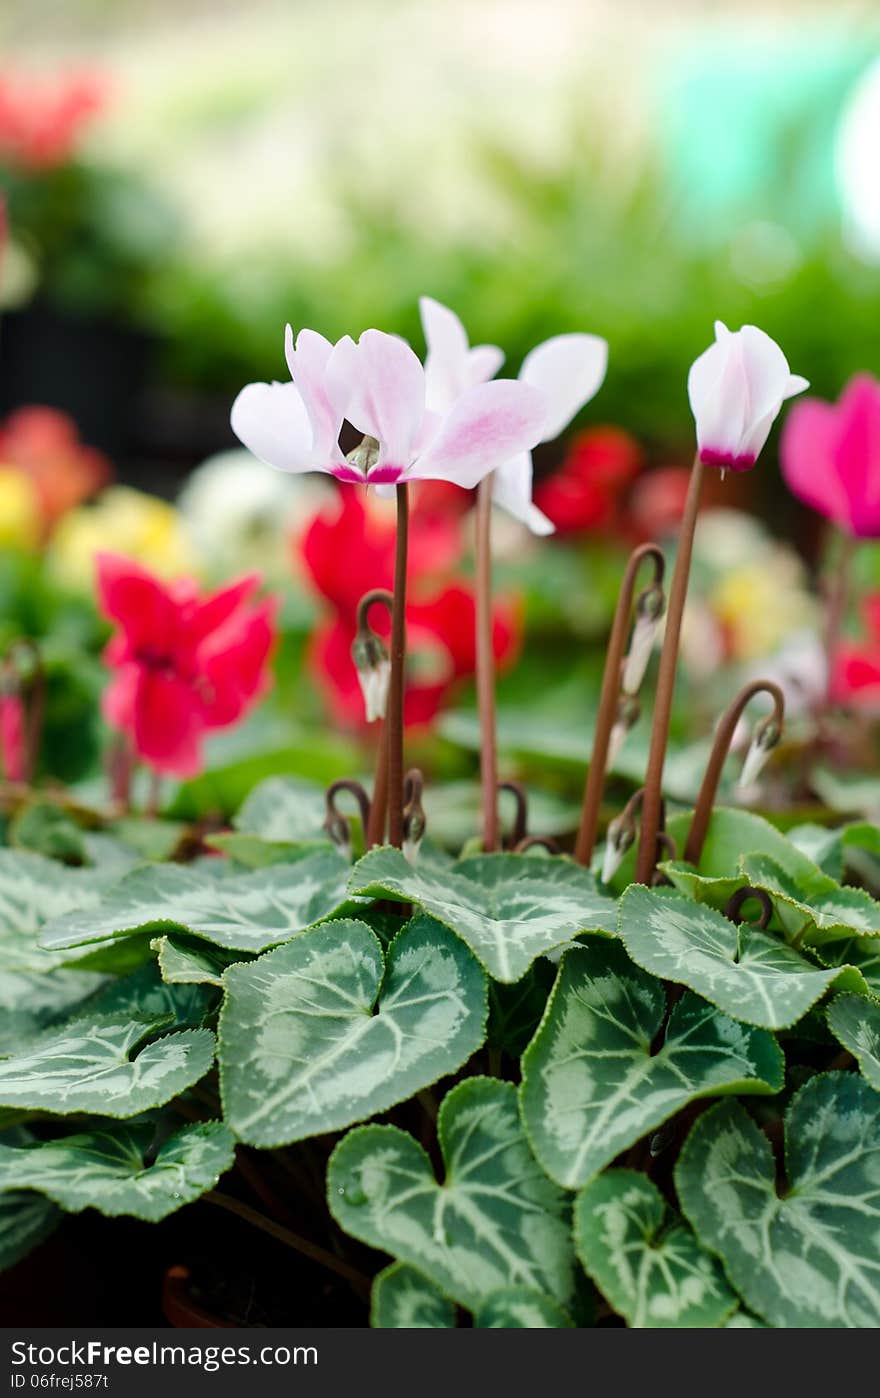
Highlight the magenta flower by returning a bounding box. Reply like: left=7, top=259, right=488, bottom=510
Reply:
left=230, top=325, right=547, bottom=491
left=688, top=321, right=808, bottom=472
left=780, top=374, right=880, bottom=537
left=419, top=296, right=608, bottom=533
left=97, top=553, right=277, bottom=778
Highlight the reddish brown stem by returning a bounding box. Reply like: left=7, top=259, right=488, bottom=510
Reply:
left=387, top=485, right=409, bottom=848
left=637, top=453, right=704, bottom=884
left=574, top=543, right=665, bottom=866
left=475, top=477, right=499, bottom=852
left=366, top=719, right=389, bottom=847
left=684, top=680, right=785, bottom=866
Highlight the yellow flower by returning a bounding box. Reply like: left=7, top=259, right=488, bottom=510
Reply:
left=711, top=554, right=815, bottom=661
left=0, top=467, right=42, bottom=549
left=46, top=486, right=197, bottom=591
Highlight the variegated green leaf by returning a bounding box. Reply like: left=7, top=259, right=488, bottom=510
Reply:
left=152, top=934, right=249, bottom=987
left=676, top=1073, right=880, bottom=1328
left=0, top=1120, right=234, bottom=1222
left=574, top=1170, right=735, bottom=1328
left=348, top=848, right=616, bottom=982
left=617, top=886, right=867, bottom=1029
left=827, top=995, right=880, bottom=1090
left=740, top=854, right=880, bottom=945
left=234, top=774, right=329, bottom=842
left=220, top=915, right=486, bottom=1146
left=328, top=1078, right=575, bottom=1312
left=816, top=936, right=880, bottom=995
left=0, top=1015, right=215, bottom=1116
left=370, top=1264, right=455, bottom=1329
left=40, top=850, right=360, bottom=956
left=0, top=968, right=107, bottom=1054
left=77, top=962, right=216, bottom=1030
left=0, top=849, right=114, bottom=974
left=474, top=1288, right=573, bottom=1328
left=520, top=940, right=782, bottom=1188
left=0, top=1190, right=58, bottom=1272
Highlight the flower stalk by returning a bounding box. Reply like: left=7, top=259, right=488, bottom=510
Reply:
left=354, top=588, right=394, bottom=848
left=683, top=680, right=784, bottom=866
left=324, top=778, right=373, bottom=862
left=574, top=543, right=665, bottom=867
left=636, top=453, right=704, bottom=884
left=475, top=476, right=500, bottom=852
left=387, top=485, right=409, bottom=848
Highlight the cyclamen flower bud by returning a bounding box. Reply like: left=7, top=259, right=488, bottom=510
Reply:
left=402, top=769, right=426, bottom=863
left=322, top=809, right=352, bottom=863
left=738, top=719, right=781, bottom=790
left=601, top=816, right=635, bottom=885
left=351, top=632, right=391, bottom=723
left=621, top=585, right=665, bottom=696
left=606, top=694, right=641, bottom=771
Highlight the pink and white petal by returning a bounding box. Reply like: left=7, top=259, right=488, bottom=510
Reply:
left=345, top=330, right=426, bottom=472
left=738, top=325, right=798, bottom=422
left=519, top=333, right=608, bottom=442
left=284, top=327, right=345, bottom=460
left=407, top=380, right=547, bottom=489
left=786, top=374, right=810, bottom=399
left=466, top=344, right=505, bottom=389
left=688, top=336, right=748, bottom=456
left=230, top=380, right=322, bottom=474
left=420, top=297, right=472, bottom=414
left=780, top=398, right=850, bottom=526
left=133, top=670, right=204, bottom=778
left=492, top=452, right=555, bottom=535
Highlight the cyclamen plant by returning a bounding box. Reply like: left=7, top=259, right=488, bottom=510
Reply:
left=3, top=307, right=880, bottom=1332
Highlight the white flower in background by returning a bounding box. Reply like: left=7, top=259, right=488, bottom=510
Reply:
left=688, top=321, right=807, bottom=472
left=419, top=296, right=608, bottom=533
left=177, top=449, right=332, bottom=580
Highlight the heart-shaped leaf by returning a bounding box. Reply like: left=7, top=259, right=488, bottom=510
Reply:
left=740, top=854, right=880, bottom=945
left=152, top=934, right=249, bottom=987
left=574, top=1170, right=736, bottom=1328
left=328, top=1078, right=575, bottom=1312
left=0, top=1121, right=234, bottom=1222
left=371, top=1264, right=455, bottom=1329
left=827, top=995, right=880, bottom=1090
left=234, top=774, right=330, bottom=842
left=474, top=1288, right=573, bottom=1328
left=0, top=849, right=113, bottom=974
left=0, top=968, right=107, bottom=1055
left=520, top=940, right=782, bottom=1188
left=816, top=937, right=880, bottom=995
left=348, top=849, right=616, bottom=982
left=0, top=1015, right=215, bottom=1116
left=220, top=914, right=486, bottom=1146
left=676, top=1072, right=880, bottom=1327
left=617, top=886, right=867, bottom=1028
left=0, top=1191, right=59, bottom=1272
left=40, top=850, right=360, bottom=956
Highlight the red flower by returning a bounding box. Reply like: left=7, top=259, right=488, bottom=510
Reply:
left=0, top=406, right=110, bottom=534
left=0, top=691, right=27, bottom=783
left=0, top=72, right=105, bottom=171
left=781, top=374, right=880, bottom=538
left=300, top=489, right=520, bottom=730
left=533, top=426, right=643, bottom=536
left=96, top=553, right=277, bottom=778
left=832, top=596, right=880, bottom=711
left=625, top=466, right=693, bottom=543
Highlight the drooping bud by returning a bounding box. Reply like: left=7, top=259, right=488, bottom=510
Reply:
left=606, top=694, right=641, bottom=771
left=402, top=768, right=426, bottom=863
left=322, top=808, right=352, bottom=863
left=351, top=631, right=391, bottom=723
left=621, top=583, right=665, bottom=696
left=601, top=814, right=635, bottom=885
left=738, top=718, right=781, bottom=790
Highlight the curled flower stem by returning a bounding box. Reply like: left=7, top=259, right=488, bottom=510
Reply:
left=724, top=885, right=773, bottom=929
left=497, top=779, right=529, bottom=849
left=387, top=485, right=409, bottom=848
left=356, top=589, right=394, bottom=849
left=637, top=452, right=704, bottom=885
left=514, top=834, right=560, bottom=854
left=574, top=543, right=665, bottom=867
left=475, top=477, right=499, bottom=852
left=684, top=681, right=785, bottom=866
left=324, top=778, right=372, bottom=856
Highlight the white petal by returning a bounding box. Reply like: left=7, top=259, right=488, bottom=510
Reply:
left=491, top=452, right=556, bottom=535
left=605, top=718, right=630, bottom=770
left=466, top=344, right=505, bottom=388
left=283, top=326, right=347, bottom=462
left=739, top=734, right=773, bottom=789
left=601, top=832, right=630, bottom=884
left=688, top=333, right=748, bottom=458
left=420, top=296, right=472, bottom=414
left=230, top=381, right=322, bottom=475
left=519, top=333, right=608, bottom=442
left=345, top=330, right=426, bottom=473
left=621, top=612, right=660, bottom=695
left=407, top=380, right=546, bottom=489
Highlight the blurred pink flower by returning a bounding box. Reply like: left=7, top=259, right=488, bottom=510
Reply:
left=0, top=690, right=27, bottom=783
left=0, top=406, right=110, bottom=535
left=0, top=72, right=105, bottom=171
left=688, top=321, right=807, bottom=472
left=781, top=374, right=880, bottom=537
left=97, top=553, right=277, bottom=778
left=832, top=595, right=880, bottom=710
left=232, top=325, right=546, bottom=491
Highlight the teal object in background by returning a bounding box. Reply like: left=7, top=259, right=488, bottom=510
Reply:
left=657, top=28, right=872, bottom=244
